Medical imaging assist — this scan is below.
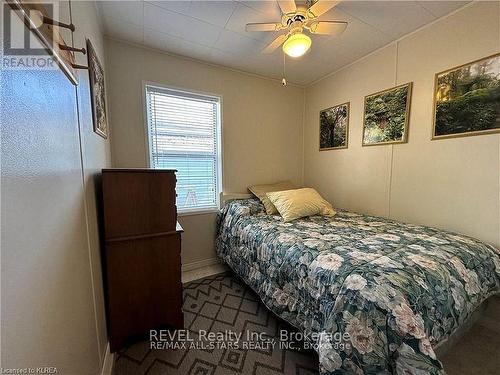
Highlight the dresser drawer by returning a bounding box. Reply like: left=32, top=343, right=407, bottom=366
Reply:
left=103, top=170, right=177, bottom=239
left=106, top=233, right=183, bottom=351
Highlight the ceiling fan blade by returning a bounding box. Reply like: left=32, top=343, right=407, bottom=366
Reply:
left=308, top=1, right=339, bottom=17
left=246, top=23, right=282, bottom=32
left=309, top=21, right=347, bottom=35
left=262, top=34, right=288, bottom=54
left=277, top=0, right=296, bottom=14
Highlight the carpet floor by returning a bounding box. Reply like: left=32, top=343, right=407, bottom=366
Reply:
left=114, top=272, right=500, bottom=375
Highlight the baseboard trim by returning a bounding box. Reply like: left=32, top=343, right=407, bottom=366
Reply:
left=182, top=257, right=228, bottom=283
left=100, top=342, right=114, bottom=375
left=182, top=257, right=220, bottom=272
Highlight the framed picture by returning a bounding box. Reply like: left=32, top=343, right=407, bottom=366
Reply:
left=362, top=82, right=412, bottom=146
left=319, top=102, right=349, bottom=150
left=432, top=53, right=500, bottom=140
left=87, top=39, right=108, bottom=139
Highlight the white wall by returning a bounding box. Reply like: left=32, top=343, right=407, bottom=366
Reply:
left=71, top=0, right=112, bottom=367
left=1, top=1, right=110, bottom=373
left=304, top=1, right=500, bottom=248
left=105, top=39, right=305, bottom=265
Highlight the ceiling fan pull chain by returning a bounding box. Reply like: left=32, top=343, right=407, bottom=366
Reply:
left=282, top=52, right=287, bottom=87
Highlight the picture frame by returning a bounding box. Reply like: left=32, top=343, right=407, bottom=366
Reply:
left=432, top=52, right=500, bottom=140
left=319, top=102, right=350, bottom=151
left=87, top=39, right=108, bottom=139
left=362, top=82, right=412, bottom=146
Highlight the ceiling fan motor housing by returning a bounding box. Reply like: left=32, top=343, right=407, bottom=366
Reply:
left=288, top=20, right=305, bottom=35
left=283, top=11, right=307, bottom=28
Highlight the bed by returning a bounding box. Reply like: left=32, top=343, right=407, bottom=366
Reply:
left=215, top=197, right=500, bottom=374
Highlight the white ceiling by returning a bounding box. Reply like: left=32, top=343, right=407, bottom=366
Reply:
left=99, top=1, right=469, bottom=85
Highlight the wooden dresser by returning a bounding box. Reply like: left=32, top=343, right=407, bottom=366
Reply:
left=101, top=168, right=183, bottom=352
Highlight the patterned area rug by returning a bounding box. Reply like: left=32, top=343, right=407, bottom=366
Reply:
left=114, top=272, right=319, bottom=375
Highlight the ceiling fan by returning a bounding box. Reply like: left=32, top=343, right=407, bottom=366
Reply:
left=246, top=0, right=347, bottom=58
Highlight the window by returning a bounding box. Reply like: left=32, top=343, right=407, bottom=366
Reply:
left=145, top=84, right=221, bottom=213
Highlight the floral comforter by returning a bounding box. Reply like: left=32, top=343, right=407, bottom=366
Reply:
left=215, top=199, right=500, bottom=374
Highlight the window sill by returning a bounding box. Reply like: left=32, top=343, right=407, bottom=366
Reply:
left=177, top=208, right=220, bottom=217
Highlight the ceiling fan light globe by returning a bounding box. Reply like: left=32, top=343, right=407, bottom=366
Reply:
left=282, top=33, right=311, bottom=58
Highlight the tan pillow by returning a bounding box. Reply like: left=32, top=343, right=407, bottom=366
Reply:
left=266, top=188, right=335, bottom=222
left=248, top=181, right=296, bottom=215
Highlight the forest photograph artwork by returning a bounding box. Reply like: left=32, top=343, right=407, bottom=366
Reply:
left=320, top=103, right=349, bottom=150
left=363, top=83, right=412, bottom=145
left=434, top=53, right=500, bottom=138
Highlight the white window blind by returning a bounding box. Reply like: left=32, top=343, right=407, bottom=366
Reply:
left=145, top=84, right=221, bottom=212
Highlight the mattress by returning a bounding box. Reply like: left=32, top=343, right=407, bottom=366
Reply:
left=215, top=198, right=500, bottom=374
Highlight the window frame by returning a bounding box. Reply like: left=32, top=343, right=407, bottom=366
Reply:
left=142, top=81, right=223, bottom=216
